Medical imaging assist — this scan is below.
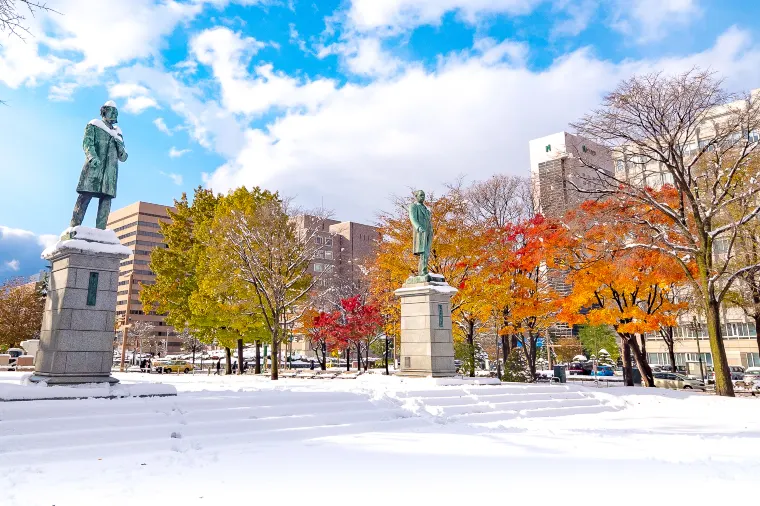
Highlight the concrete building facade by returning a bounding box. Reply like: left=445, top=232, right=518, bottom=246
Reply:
left=107, top=201, right=179, bottom=353
left=291, top=215, right=380, bottom=356
left=528, top=131, right=613, bottom=218
left=529, top=94, right=760, bottom=368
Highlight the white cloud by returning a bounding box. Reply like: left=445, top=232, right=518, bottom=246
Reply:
left=190, top=27, right=337, bottom=117
left=169, top=147, right=191, bottom=158
left=613, top=0, right=701, bottom=43
left=289, top=23, right=309, bottom=53
left=48, top=82, right=79, bottom=101
left=153, top=117, right=173, bottom=136
left=201, top=28, right=760, bottom=223
left=552, top=0, right=598, bottom=37
left=0, top=226, right=56, bottom=279
left=347, top=0, right=543, bottom=32
left=116, top=64, right=248, bottom=158
left=0, top=0, right=267, bottom=92
left=124, top=96, right=160, bottom=114
left=160, top=171, right=184, bottom=185
left=339, top=37, right=405, bottom=78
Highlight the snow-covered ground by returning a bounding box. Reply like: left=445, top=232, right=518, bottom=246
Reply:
left=1, top=371, right=758, bottom=505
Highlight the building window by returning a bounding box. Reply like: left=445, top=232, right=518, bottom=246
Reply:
left=749, top=130, right=760, bottom=143
left=314, top=263, right=324, bottom=272
left=314, top=250, right=324, bottom=259
left=325, top=237, right=333, bottom=247
left=324, top=250, right=333, bottom=260
left=315, top=237, right=323, bottom=245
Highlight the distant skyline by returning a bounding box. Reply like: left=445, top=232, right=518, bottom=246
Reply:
left=2, top=0, right=760, bottom=279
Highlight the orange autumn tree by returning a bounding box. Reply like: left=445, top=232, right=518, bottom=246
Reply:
left=473, top=215, right=566, bottom=380
left=560, top=200, right=690, bottom=387
left=369, top=189, right=484, bottom=371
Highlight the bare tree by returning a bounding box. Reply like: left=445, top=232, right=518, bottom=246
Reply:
left=211, top=197, right=331, bottom=380
left=726, top=218, right=760, bottom=357
left=177, top=328, right=205, bottom=365
left=0, top=0, right=57, bottom=39
left=0, top=1, right=60, bottom=104
left=571, top=69, right=760, bottom=396
left=128, top=321, right=158, bottom=357
left=464, top=174, right=532, bottom=228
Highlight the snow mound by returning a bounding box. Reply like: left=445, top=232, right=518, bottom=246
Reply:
left=42, top=226, right=132, bottom=259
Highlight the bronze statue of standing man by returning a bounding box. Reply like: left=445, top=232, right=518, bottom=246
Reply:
left=70, top=100, right=128, bottom=230
left=409, top=190, right=433, bottom=276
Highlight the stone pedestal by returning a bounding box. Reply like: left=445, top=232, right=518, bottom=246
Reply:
left=394, top=275, right=458, bottom=378
left=29, top=226, right=131, bottom=385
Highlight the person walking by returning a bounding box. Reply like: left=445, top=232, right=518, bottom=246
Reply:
left=215, top=359, right=221, bottom=375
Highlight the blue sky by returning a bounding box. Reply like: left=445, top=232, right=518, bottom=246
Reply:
left=1, top=0, right=759, bottom=280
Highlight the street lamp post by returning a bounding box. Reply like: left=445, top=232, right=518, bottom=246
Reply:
left=692, top=316, right=705, bottom=381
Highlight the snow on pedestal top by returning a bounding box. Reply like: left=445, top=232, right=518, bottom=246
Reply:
left=41, top=226, right=132, bottom=259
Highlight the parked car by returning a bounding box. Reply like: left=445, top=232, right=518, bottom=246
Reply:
left=156, top=360, right=194, bottom=374
left=707, top=366, right=744, bottom=384
left=653, top=372, right=705, bottom=391
left=592, top=365, right=614, bottom=377
left=735, top=367, right=760, bottom=391
left=568, top=362, right=590, bottom=375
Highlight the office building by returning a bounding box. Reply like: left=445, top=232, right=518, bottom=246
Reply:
left=528, top=131, right=613, bottom=218
left=290, top=215, right=380, bottom=356
left=107, top=201, right=179, bottom=353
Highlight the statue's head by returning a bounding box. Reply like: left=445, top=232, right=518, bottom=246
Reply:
left=414, top=190, right=426, bottom=203
left=100, top=100, right=119, bottom=124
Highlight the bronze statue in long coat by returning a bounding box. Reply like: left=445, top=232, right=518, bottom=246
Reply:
left=70, top=101, right=128, bottom=229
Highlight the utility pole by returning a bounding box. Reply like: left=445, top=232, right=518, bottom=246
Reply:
left=692, top=316, right=705, bottom=381
left=119, top=272, right=135, bottom=372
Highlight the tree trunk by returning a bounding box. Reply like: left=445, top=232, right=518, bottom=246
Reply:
left=628, top=336, right=654, bottom=387
left=356, top=343, right=362, bottom=371
left=321, top=340, right=327, bottom=370
left=224, top=347, right=232, bottom=375
left=639, top=333, right=647, bottom=358
left=621, top=340, right=633, bottom=387
left=236, top=338, right=244, bottom=375
left=706, top=297, right=733, bottom=396
left=385, top=337, right=390, bottom=375
left=665, top=329, right=677, bottom=373
left=755, top=314, right=760, bottom=358
left=345, top=348, right=350, bottom=372
left=254, top=340, right=261, bottom=374
left=270, top=338, right=279, bottom=380
left=467, top=320, right=475, bottom=378
left=500, top=335, right=508, bottom=369
left=365, top=340, right=369, bottom=372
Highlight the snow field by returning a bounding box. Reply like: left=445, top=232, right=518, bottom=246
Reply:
left=1, top=372, right=759, bottom=505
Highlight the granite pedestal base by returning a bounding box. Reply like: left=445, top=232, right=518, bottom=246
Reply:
left=395, top=277, right=458, bottom=378
left=29, top=226, right=131, bottom=386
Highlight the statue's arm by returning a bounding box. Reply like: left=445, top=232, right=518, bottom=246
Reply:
left=115, top=134, right=128, bottom=162
left=82, top=124, right=99, bottom=165
left=409, top=204, right=423, bottom=231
